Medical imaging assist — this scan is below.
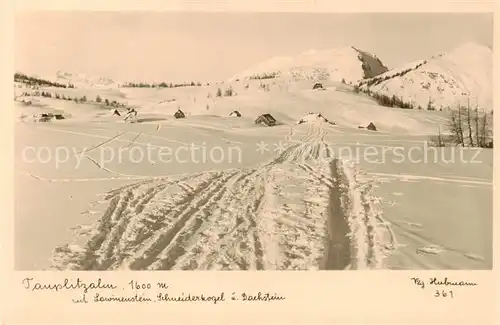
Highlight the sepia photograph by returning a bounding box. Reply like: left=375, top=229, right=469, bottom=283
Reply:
left=14, top=11, right=493, bottom=271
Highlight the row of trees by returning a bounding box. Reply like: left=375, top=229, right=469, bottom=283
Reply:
left=357, top=60, right=427, bottom=88
left=248, top=72, right=279, bottom=80
left=353, top=86, right=441, bottom=111
left=215, top=86, right=236, bottom=97
left=95, top=95, right=126, bottom=108
left=122, top=81, right=203, bottom=88
left=20, top=90, right=126, bottom=108
left=350, top=74, right=493, bottom=148
left=432, top=101, right=493, bottom=148
left=14, top=72, right=75, bottom=88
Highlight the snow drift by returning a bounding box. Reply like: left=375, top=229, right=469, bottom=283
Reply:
left=297, top=112, right=330, bottom=124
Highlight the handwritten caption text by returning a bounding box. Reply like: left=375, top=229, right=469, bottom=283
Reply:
left=21, top=277, right=286, bottom=304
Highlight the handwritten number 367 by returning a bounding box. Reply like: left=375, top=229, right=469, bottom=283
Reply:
left=434, top=290, right=454, bottom=298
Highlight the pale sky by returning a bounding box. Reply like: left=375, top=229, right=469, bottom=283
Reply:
left=15, top=12, right=492, bottom=83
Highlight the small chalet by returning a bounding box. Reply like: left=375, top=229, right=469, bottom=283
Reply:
left=366, top=122, right=377, bottom=131
left=312, top=82, right=324, bottom=90
left=174, top=109, right=186, bottom=119
left=255, top=114, right=277, bottom=127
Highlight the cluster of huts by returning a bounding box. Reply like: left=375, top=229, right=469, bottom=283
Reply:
left=112, top=108, right=187, bottom=119
left=135, top=82, right=377, bottom=129
left=228, top=110, right=277, bottom=127
left=33, top=112, right=65, bottom=122
left=252, top=112, right=377, bottom=130
left=109, top=80, right=378, bottom=130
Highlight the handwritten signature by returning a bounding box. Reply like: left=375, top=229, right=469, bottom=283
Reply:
left=410, top=277, right=478, bottom=289
left=410, top=277, right=478, bottom=298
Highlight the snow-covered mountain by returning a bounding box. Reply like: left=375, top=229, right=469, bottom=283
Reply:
left=51, top=71, right=119, bottom=89
left=359, top=42, right=493, bottom=111
left=231, top=46, right=389, bottom=84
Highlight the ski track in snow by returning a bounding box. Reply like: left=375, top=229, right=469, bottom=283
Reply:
left=51, top=123, right=395, bottom=270
left=366, top=172, right=492, bottom=186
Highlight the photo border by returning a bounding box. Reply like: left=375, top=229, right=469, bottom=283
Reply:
left=2, top=1, right=498, bottom=324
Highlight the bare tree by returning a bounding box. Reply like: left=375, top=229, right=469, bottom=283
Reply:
left=474, top=105, right=480, bottom=147
left=437, top=125, right=443, bottom=147
left=447, top=106, right=465, bottom=146
left=466, top=98, right=474, bottom=146
left=479, top=108, right=492, bottom=147
left=432, top=104, right=493, bottom=148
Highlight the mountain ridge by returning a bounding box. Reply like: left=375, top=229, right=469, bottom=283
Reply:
left=230, top=45, right=389, bottom=83
left=358, top=42, right=492, bottom=111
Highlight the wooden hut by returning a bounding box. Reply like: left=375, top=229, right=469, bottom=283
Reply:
left=174, top=109, right=186, bottom=119
left=312, top=82, right=324, bottom=90
left=255, top=114, right=277, bottom=126
left=366, top=122, right=377, bottom=131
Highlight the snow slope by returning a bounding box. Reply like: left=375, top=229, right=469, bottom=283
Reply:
left=43, top=125, right=392, bottom=270
left=15, top=116, right=492, bottom=270
left=115, top=79, right=450, bottom=135
left=231, top=46, right=389, bottom=84
left=359, top=42, right=493, bottom=111
left=17, top=77, right=450, bottom=136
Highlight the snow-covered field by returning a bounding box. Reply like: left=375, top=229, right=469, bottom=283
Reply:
left=14, top=71, right=492, bottom=271
left=14, top=40, right=494, bottom=271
